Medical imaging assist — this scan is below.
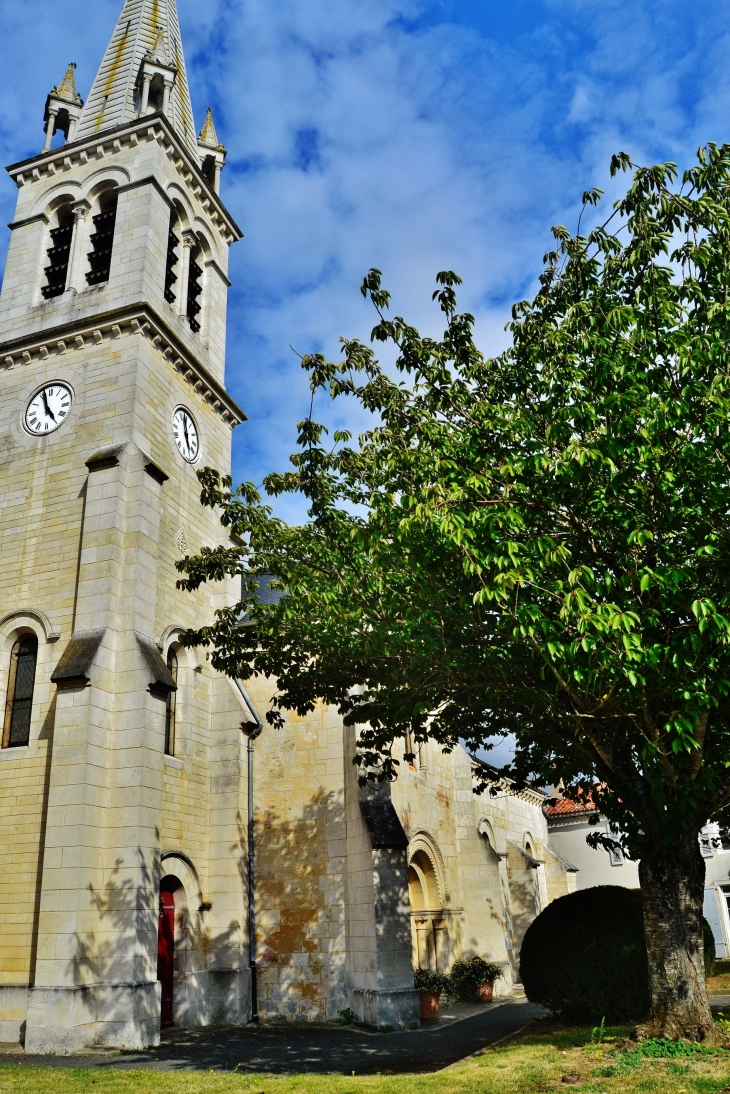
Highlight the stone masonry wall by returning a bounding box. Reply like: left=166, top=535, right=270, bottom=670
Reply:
left=246, top=682, right=349, bottom=1022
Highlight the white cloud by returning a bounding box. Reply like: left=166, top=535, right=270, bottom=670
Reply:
left=1, top=0, right=729, bottom=524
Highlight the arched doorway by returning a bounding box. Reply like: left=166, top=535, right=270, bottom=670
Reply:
left=407, top=835, right=451, bottom=971
left=157, top=877, right=181, bottom=1027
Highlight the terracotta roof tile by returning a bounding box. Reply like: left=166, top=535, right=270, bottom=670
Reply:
left=545, top=795, right=598, bottom=817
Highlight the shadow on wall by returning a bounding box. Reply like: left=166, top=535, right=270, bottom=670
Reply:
left=255, top=790, right=348, bottom=1023
left=67, top=834, right=250, bottom=1030
left=70, top=843, right=161, bottom=1013
left=506, top=844, right=541, bottom=958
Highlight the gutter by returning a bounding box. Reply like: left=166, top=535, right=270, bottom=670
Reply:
left=235, top=680, right=263, bottom=1023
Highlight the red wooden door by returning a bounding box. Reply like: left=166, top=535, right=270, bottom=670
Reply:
left=157, top=889, right=175, bottom=1027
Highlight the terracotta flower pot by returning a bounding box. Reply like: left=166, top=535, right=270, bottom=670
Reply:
left=419, top=990, right=440, bottom=1020
left=475, top=981, right=494, bottom=1003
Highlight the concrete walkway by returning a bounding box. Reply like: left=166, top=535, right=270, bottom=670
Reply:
left=0, top=999, right=544, bottom=1075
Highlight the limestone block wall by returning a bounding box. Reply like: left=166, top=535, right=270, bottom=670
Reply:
left=386, top=737, right=568, bottom=989
left=0, top=57, right=244, bottom=1050
left=0, top=321, right=242, bottom=1047
left=246, top=682, right=349, bottom=1022
left=391, top=741, right=463, bottom=973
left=0, top=623, right=57, bottom=1005
left=343, top=731, right=379, bottom=998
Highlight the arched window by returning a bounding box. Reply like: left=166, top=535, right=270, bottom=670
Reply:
left=42, top=206, right=74, bottom=299
left=164, top=210, right=180, bottom=305
left=86, top=193, right=118, bottom=286
left=164, top=647, right=178, bottom=756
left=3, top=635, right=38, bottom=748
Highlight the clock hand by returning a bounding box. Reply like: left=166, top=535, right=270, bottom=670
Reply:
left=183, top=419, right=190, bottom=451
left=42, top=389, right=57, bottom=423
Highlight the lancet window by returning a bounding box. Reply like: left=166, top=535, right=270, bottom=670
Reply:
left=164, top=648, right=178, bottom=756
left=2, top=635, right=38, bottom=748
left=42, top=207, right=74, bottom=299
left=86, top=194, right=118, bottom=286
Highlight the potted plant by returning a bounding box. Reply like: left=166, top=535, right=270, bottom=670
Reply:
left=413, top=968, right=451, bottom=1020
left=449, top=957, right=504, bottom=1003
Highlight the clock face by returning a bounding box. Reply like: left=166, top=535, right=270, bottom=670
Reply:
left=26, top=383, right=73, bottom=435
left=172, top=407, right=199, bottom=462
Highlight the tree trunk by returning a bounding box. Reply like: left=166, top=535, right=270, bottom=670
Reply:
left=637, top=832, right=721, bottom=1043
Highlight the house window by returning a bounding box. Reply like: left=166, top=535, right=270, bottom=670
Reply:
left=3, top=635, right=38, bottom=748
left=86, top=194, right=118, bottom=286
left=42, top=208, right=74, bottom=299
left=164, top=212, right=179, bottom=304
left=721, top=887, right=730, bottom=933
left=187, top=244, right=202, bottom=333
left=164, top=648, right=178, bottom=756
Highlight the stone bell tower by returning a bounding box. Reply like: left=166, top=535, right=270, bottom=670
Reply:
left=0, top=0, right=252, bottom=1053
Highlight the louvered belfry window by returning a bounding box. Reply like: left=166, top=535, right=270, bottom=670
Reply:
left=164, top=648, right=178, bottom=756
left=164, top=212, right=180, bottom=304
left=187, top=245, right=202, bottom=333
left=2, top=635, right=38, bottom=748
left=86, top=195, right=118, bottom=286
left=42, top=209, right=74, bottom=299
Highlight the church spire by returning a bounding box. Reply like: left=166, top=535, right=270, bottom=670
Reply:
left=75, top=0, right=197, bottom=156
left=43, top=63, right=84, bottom=151
left=55, top=63, right=82, bottom=105
left=197, top=107, right=226, bottom=194
left=198, top=107, right=221, bottom=150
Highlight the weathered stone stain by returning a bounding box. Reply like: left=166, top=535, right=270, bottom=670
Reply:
left=256, top=795, right=334, bottom=1019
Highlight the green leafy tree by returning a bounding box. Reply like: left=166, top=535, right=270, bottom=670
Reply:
left=179, top=145, right=730, bottom=1042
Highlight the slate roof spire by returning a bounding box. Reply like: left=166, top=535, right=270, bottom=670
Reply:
left=198, top=107, right=222, bottom=150
left=55, top=63, right=82, bottom=105
left=75, top=0, right=197, bottom=155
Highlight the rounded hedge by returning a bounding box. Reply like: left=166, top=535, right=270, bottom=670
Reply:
left=519, top=886, right=650, bottom=1022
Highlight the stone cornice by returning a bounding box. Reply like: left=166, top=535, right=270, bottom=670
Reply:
left=8, top=212, right=49, bottom=231
left=470, top=757, right=547, bottom=806
left=6, top=113, right=242, bottom=246
left=545, top=811, right=600, bottom=828
left=0, top=302, right=246, bottom=428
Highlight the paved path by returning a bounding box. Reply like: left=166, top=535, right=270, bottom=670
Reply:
left=0, top=999, right=544, bottom=1075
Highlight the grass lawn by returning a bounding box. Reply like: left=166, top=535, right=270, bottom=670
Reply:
left=3, top=1021, right=730, bottom=1094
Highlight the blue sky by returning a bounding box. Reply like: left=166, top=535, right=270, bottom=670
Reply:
left=1, top=0, right=729, bottom=531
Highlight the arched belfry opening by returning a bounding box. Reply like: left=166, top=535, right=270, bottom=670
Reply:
left=86, top=191, right=118, bottom=286
left=164, top=208, right=180, bottom=304
left=42, top=206, right=74, bottom=299
left=186, top=241, right=202, bottom=332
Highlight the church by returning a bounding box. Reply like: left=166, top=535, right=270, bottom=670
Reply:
left=0, top=0, right=576, bottom=1053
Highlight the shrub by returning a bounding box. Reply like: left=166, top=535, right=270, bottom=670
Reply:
left=519, top=886, right=649, bottom=1022
left=413, top=968, right=451, bottom=996
left=450, top=957, right=504, bottom=1001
